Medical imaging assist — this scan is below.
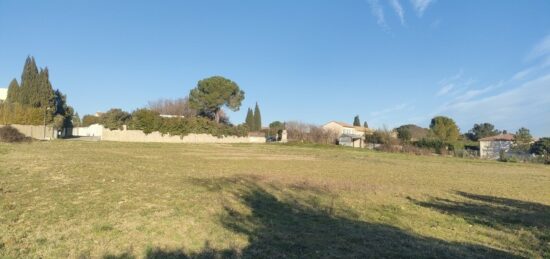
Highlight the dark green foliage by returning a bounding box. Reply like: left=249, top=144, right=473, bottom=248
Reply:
left=514, top=127, right=533, bottom=144
left=245, top=108, right=254, bottom=130
left=353, top=115, right=360, bottom=126
left=530, top=138, right=550, bottom=156
left=100, top=109, right=131, bottom=130
left=429, top=116, right=459, bottom=142
left=129, top=112, right=249, bottom=138
left=254, top=102, right=262, bottom=131
left=467, top=123, right=501, bottom=141
left=3, top=56, right=73, bottom=126
left=415, top=138, right=446, bottom=153
left=81, top=115, right=100, bottom=127
left=6, top=79, right=20, bottom=103
left=0, top=103, right=47, bottom=125
left=269, top=121, right=284, bottom=131
left=363, top=121, right=368, bottom=128
left=128, top=109, right=161, bottom=134
left=0, top=126, right=29, bottom=143
left=396, top=127, right=412, bottom=143
left=189, top=76, right=245, bottom=123
left=395, top=124, right=429, bottom=140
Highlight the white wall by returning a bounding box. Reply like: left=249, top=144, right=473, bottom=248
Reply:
left=71, top=124, right=103, bottom=137
left=480, top=140, right=513, bottom=159
left=0, top=88, right=7, bottom=102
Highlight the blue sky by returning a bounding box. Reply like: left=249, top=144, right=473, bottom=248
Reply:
left=1, top=0, right=549, bottom=136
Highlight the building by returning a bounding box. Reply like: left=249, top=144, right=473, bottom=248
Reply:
left=322, top=121, right=371, bottom=148
left=0, top=88, right=7, bottom=103
left=479, top=134, right=515, bottom=159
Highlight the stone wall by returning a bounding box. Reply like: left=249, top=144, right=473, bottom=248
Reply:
left=0, top=124, right=56, bottom=140
left=69, top=124, right=103, bottom=137
left=100, top=128, right=265, bottom=144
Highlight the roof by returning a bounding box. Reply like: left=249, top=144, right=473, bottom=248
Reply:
left=327, top=121, right=370, bottom=131
left=0, top=88, right=7, bottom=101
left=479, top=133, right=515, bottom=142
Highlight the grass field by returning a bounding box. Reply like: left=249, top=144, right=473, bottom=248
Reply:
left=0, top=141, right=549, bottom=258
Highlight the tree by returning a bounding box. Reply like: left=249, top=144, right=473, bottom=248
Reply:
left=396, top=127, right=412, bottom=143
left=395, top=124, right=429, bottom=140
left=269, top=121, right=284, bottom=131
left=6, top=79, right=20, bottom=103
left=100, top=108, right=131, bottom=130
left=148, top=97, right=196, bottom=117
left=353, top=115, right=361, bottom=126
left=513, top=127, right=533, bottom=152
left=467, top=123, right=500, bottom=141
left=429, top=116, right=459, bottom=142
left=82, top=115, right=100, bottom=127
left=189, top=76, right=244, bottom=123
left=530, top=137, right=550, bottom=155
left=245, top=108, right=254, bottom=130
left=363, top=121, right=368, bottom=128
left=73, top=112, right=82, bottom=127
left=254, top=102, right=262, bottom=131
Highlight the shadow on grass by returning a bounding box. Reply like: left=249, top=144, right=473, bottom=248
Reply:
left=410, top=191, right=550, bottom=257
left=106, top=177, right=518, bottom=259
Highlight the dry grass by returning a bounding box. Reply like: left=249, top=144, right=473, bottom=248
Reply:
left=0, top=141, right=549, bottom=258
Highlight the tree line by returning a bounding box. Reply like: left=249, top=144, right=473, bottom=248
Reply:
left=1, top=56, right=74, bottom=128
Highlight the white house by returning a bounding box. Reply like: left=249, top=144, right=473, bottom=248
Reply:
left=479, top=133, right=515, bottom=159
left=322, top=121, right=372, bottom=148
left=0, top=88, right=7, bottom=103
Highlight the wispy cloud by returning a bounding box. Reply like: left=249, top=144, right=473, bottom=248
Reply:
left=367, top=0, right=388, bottom=30
left=527, top=34, right=550, bottom=62
left=410, top=0, right=435, bottom=17
left=436, top=83, right=454, bottom=96
left=389, top=0, right=405, bottom=25
left=370, top=103, right=411, bottom=117
left=441, top=74, right=550, bottom=135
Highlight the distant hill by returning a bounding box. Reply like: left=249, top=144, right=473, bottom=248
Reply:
left=394, top=124, right=429, bottom=140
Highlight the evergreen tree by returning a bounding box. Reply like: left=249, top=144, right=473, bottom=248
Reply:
left=353, top=115, right=361, bottom=126
left=6, top=79, right=20, bottom=103
left=253, top=102, right=262, bottom=131
left=363, top=121, right=369, bottom=128
left=245, top=107, right=254, bottom=130
left=73, top=112, right=82, bottom=127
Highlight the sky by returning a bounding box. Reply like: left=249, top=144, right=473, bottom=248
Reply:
left=0, top=0, right=549, bottom=136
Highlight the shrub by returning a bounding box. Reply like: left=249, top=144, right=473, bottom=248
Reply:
left=530, top=137, right=550, bottom=155
left=0, top=126, right=29, bottom=143
left=100, top=109, right=131, bottom=130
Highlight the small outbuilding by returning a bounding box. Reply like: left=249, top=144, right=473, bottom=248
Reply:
left=479, top=134, right=515, bottom=159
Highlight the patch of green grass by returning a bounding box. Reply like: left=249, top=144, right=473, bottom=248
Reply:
left=0, top=141, right=549, bottom=258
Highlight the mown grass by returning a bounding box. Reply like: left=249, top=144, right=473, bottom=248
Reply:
left=0, top=141, right=549, bottom=258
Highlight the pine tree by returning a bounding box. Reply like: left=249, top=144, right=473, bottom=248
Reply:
left=245, top=107, right=254, bottom=130
left=253, top=102, right=262, bottom=131
left=353, top=115, right=361, bottom=126
left=6, top=79, right=20, bottom=103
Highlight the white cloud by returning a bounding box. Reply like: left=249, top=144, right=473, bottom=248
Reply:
left=528, top=34, right=550, bottom=61
left=436, top=83, right=454, bottom=96
left=410, top=0, right=435, bottom=17
left=389, top=0, right=405, bottom=25
left=367, top=0, right=389, bottom=30
left=441, top=74, right=550, bottom=136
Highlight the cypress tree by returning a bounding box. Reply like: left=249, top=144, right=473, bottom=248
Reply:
left=6, top=79, right=20, bottom=103
left=245, top=108, right=254, bottom=130
left=353, top=115, right=361, bottom=126
left=253, top=102, right=261, bottom=131
left=363, top=121, right=369, bottom=128
left=19, top=56, right=39, bottom=106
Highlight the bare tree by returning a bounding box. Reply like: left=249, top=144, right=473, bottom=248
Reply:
left=148, top=97, right=196, bottom=117
left=286, top=121, right=338, bottom=144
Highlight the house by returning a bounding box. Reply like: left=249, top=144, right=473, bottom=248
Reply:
left=479, top=133, right=515, bottom=159
left=0, top=88, right=7, bottom=103
left=323, top=121, right=371, bottom=148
